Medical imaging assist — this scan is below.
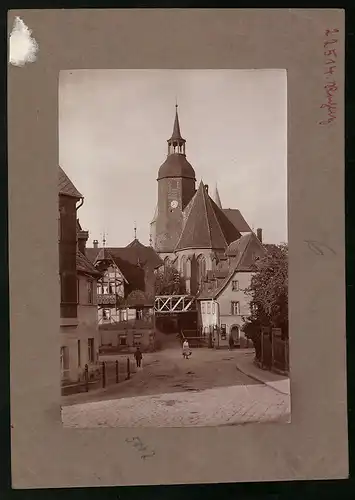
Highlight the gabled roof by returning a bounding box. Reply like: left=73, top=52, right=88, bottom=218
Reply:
left=223, top=208, right=252, bottom=233
left=58, top=166, right=83, bottom=199
left=87, top=239, right=163, bottom=270
left=197, top=232, right=266, bottom=300
left=77, top=250, right=101, bottom=278
left=175, top=181, right=241, bottom=251
left=86, top=239, right=163, bottom=292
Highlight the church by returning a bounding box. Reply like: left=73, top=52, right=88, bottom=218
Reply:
left=150, top=105, right=265, bottom=298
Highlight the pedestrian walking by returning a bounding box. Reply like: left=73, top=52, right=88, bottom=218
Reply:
left=229, top=334, right=234, bottom=350
left=134, top=346, right=143, bottom=368
left=182, top=339, right=191, bottom=359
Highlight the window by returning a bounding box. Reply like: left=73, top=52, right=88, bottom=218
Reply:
left=201, top=303, right=205, bottom=314
left=88, top=338, right=95, bottom=363
left=207, top=302, right=211, bottom=314
left=109, top=283, right=113, bottom=294
left=60, top=346, right=69, bottom=374
left=133, top=333, right=143, bottom=346
left=232, top=280, right=239, bottom=291
left=212, top=302, right=215, bottom=314
left=77, top=340, right=81, bottom=367
left=87, top=280, right=93, bottom=304
left=119, top=335, right=127, bottom=346
left=231, top=301, right=240, bottom=315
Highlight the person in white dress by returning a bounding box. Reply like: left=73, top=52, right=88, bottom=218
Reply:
left=182, top=339, right=190, bottom=359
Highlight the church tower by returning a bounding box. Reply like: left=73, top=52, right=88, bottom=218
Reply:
left=153, top=105, right=196, bottom=255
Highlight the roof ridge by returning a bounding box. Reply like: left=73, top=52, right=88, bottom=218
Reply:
left=174, top=185, right=201, bottom=250
left=201, top=182, right=213, bottom=247
left=206, top=190, right=228, bottom=248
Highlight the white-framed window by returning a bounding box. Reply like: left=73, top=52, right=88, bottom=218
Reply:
left=119, top=335, right=127, bottom=346
left=212, top=302, right=215, bottom=314
left=232, top=280, right=239, bottom=291
left=207, top=302, right=211, bottom=314
left=231, top=301, right=240, bottom=315
left=201, top=303, right=205, bottom=314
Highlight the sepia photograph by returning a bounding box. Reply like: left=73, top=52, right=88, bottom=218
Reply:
left=58, top=69, right=289, bottom=428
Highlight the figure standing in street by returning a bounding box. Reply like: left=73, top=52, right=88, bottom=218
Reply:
left=229, top=334, right=234, bottom=350
left=182, top=339, right=191, bottom=359
left=134, top=346, right=143, bottom=368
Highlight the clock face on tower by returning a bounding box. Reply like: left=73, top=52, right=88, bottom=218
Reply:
left=170, top=200, right=178, bottom=209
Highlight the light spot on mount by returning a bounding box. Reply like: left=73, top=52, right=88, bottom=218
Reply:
left=9, top=17, right=38, bottom=67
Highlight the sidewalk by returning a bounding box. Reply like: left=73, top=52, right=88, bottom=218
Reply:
left=235, top=351, right=290, bottom=396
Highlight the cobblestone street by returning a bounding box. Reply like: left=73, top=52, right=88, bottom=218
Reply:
left=61, top=345, right=290, bottom=428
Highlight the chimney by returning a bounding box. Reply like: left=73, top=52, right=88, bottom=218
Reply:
left=77, top=230, right=89, bottom=256
left=257, top=228, right=263, bottom=243
left=93, top=239, right=99, bottom=249
left=205, top=184, right=209, bottom=194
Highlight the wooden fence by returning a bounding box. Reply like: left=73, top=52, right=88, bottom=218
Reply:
left=260, top=328, right=289, bottom=375
left=61, top=358, right=137, bottom=396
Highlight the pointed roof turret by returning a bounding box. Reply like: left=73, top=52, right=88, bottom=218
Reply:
left=169, top=104, right=185, bottom=142
left=158, top=104, right=196, bottom=181
left=212, top=183, right=222, bottom=209
left=175, top=181, right=241, bottom=251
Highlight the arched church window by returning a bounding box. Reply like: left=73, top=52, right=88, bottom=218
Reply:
left=180, top=256, right=187, bottom=277
left=197, top=255, right=206, bottom=286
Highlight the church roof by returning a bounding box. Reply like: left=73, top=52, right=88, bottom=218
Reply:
left=158, top=153, right=196, bottom=180
left=169, top=105, right=185, bottom=142
left=223, top=208, right=252, bottom=233
left=212, top=184, right=222, bottom=209
left=58, top=166, right=82, bottom=198
left=175, top=181, right=241, bottom=251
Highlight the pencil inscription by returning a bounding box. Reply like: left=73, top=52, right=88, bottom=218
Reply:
left=125, top=437, right=156, bottom=460
left=319, top=28, right=340, bottom=125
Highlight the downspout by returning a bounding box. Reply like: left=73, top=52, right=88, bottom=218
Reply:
left=76, top=197, right=84, bottom=210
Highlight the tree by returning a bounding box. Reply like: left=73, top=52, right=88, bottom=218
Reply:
left=243, top=243, right=288, bottom=353
left=155, top=262, right=186, bottom=295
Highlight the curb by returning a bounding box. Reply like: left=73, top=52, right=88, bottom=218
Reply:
left=235, top=363, right=290, bottom=396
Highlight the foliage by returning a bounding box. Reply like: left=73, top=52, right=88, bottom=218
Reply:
left=154, top=262, right=186, bottom=295
left=243, top=243, right=288, bottom=344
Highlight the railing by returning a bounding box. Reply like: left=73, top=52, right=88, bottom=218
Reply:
left=61, top=358, right=137, bottom=396
left=154, top=295, right=196, bottom=313
left=97, top=293, right=119, bottom=305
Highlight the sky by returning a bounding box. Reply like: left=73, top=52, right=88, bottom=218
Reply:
left=59, top=69, right=287, bottom=247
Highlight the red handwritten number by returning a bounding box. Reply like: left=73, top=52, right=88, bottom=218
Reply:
left=324, top=66, right=336, bottom=75
left=324, top=39, right=338, bottom=48
left=325, top=58, right=336, bottom=65
left=325, top=28, right=339, bottom=36
left=324, top=49, right=337, bottom=57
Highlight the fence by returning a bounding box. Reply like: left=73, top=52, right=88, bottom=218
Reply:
left=259, top=328, right=289, bottom=375
left=61, top=357, right=137, bottom=396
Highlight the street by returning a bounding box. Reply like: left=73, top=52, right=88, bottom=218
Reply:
left=61, top=344, right=290, bottom=428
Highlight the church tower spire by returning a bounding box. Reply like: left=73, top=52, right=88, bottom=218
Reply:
left=167, top=104, right=186, bottom=156
left=212, top=183, right=222, bottom=209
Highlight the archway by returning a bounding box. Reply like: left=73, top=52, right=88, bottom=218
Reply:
left=230, top=325, right=240, bottom=345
